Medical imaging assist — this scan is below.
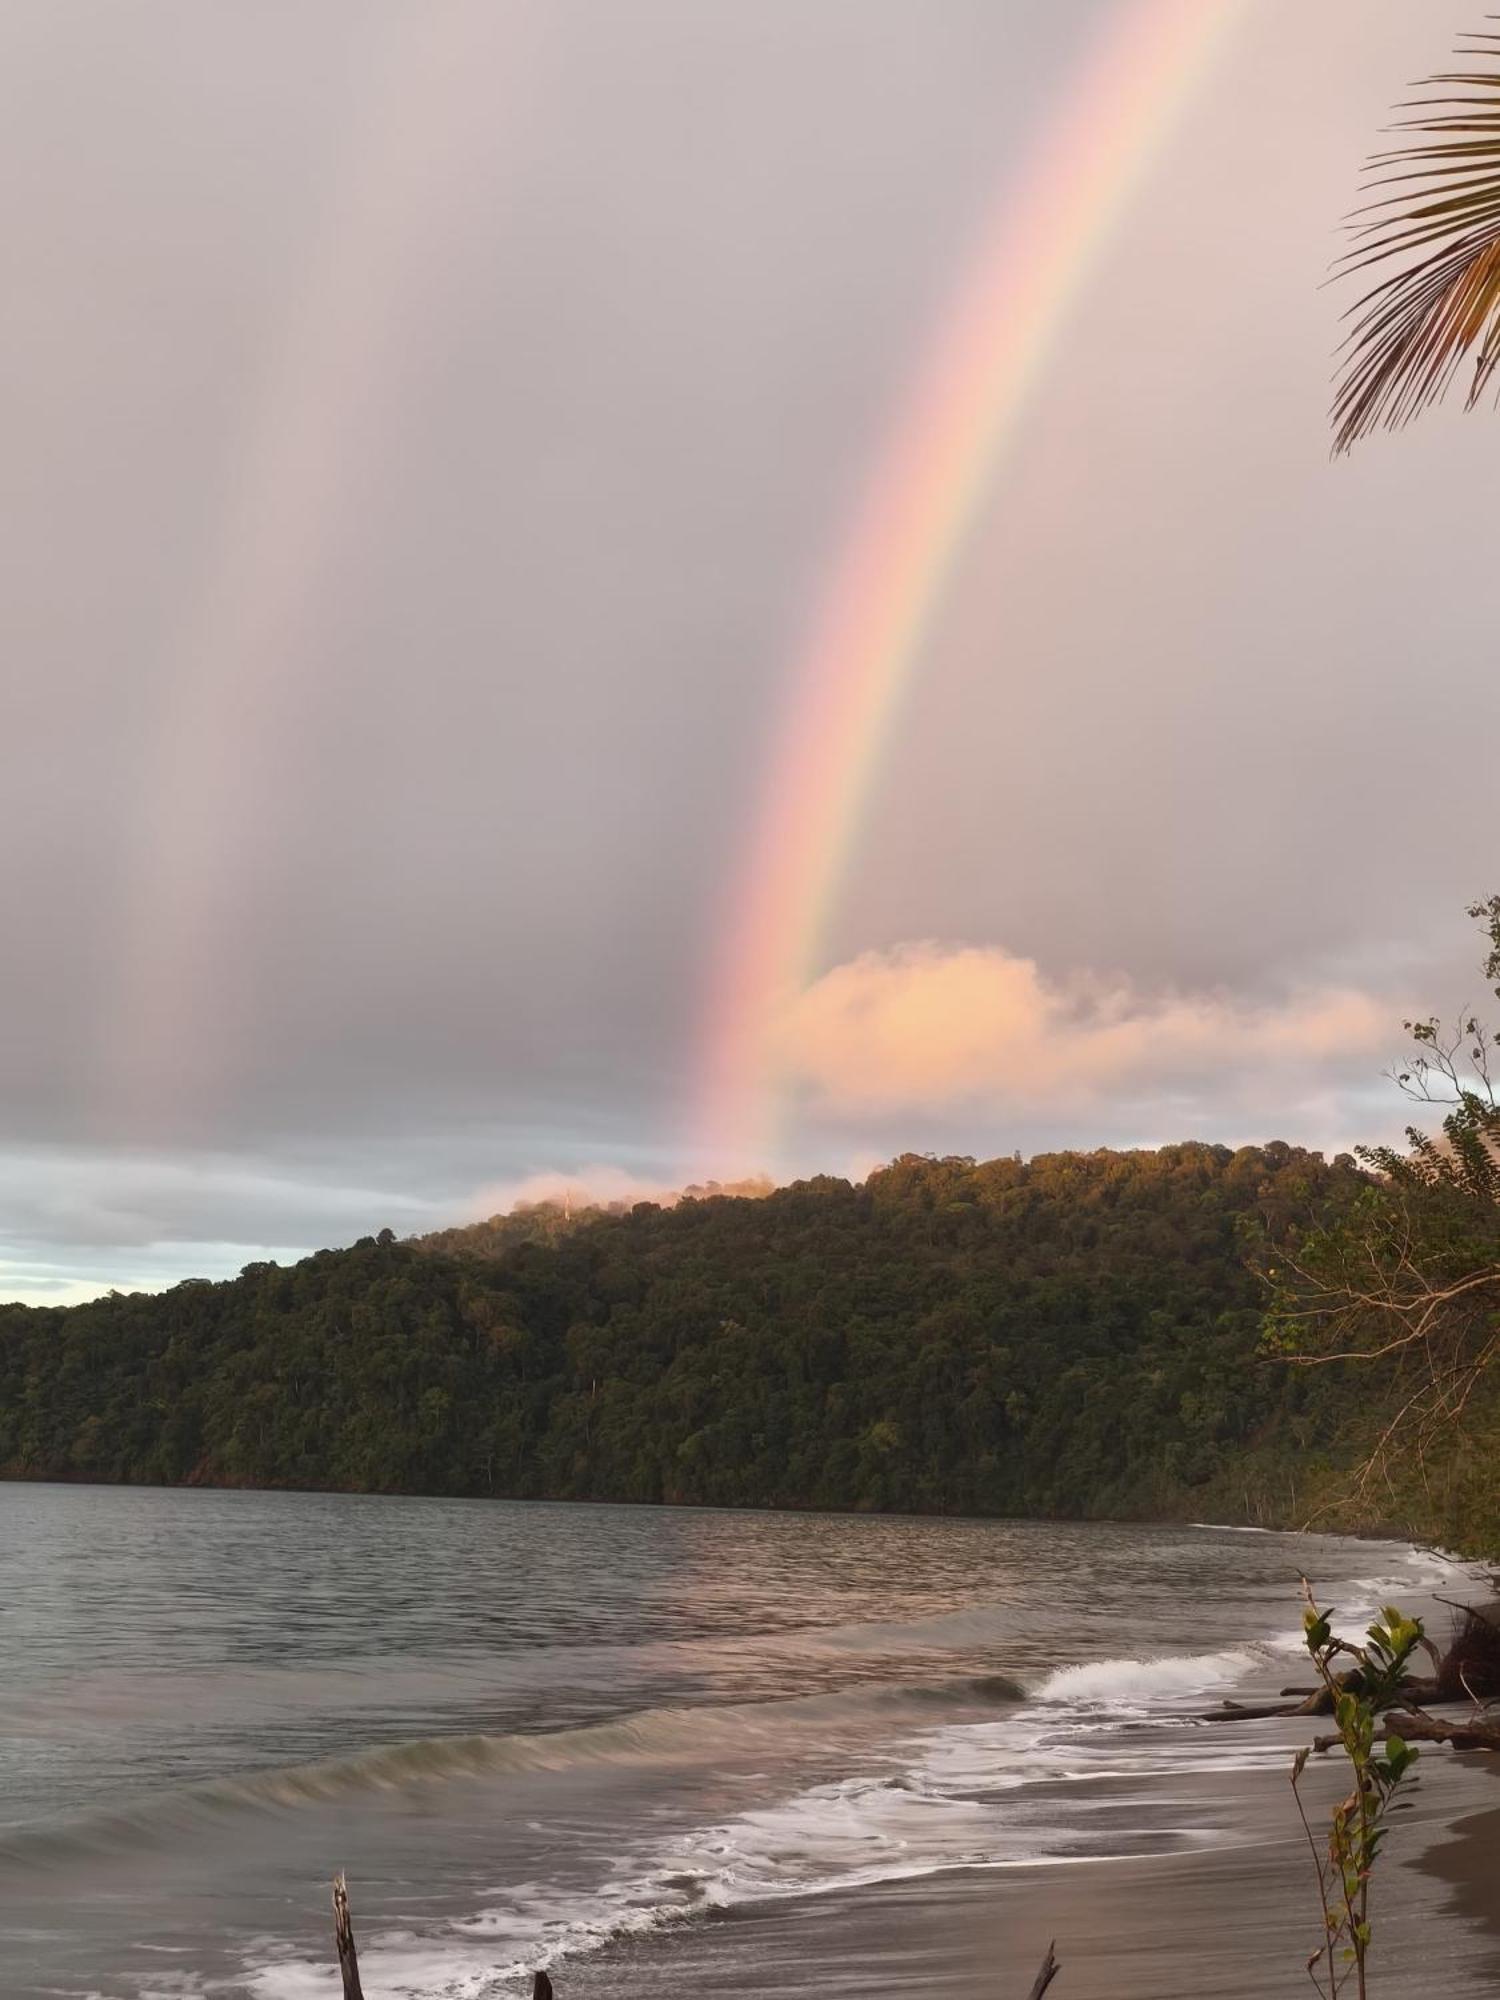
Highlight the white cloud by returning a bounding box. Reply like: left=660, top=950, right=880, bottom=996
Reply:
left=0, top=1148, right=442, bottom=1305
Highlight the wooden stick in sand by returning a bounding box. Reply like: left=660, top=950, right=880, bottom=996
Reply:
left=1026, top=1940, right=1061, bottom=1998
left=332, top=1874, right=365, bottom=2000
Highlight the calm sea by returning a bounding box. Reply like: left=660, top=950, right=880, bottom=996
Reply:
left=0, top=1484, right=1452, bottom=1999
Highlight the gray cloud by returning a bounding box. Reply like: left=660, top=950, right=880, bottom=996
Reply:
left=0, top=1, right=1491, bottom=1297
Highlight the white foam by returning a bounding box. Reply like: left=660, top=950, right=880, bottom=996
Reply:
left=1034, top=1647, right=1257, bottom=1707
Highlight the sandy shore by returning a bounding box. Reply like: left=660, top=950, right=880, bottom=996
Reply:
left=1419, top=1797, right=1500, bottom=1976
left=548, top=1576, right=1500, bottom=2000
left=562, top=1742, right=1500, bottom=2000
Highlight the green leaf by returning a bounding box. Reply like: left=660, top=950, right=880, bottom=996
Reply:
left=1386, top=1732, right=1418, bottom=1780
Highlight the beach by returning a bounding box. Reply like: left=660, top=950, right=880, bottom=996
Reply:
left=549, top=1744, right=1500, bottom=2000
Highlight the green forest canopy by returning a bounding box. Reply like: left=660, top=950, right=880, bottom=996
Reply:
left=1, top=1141, right=1427, bottom=1533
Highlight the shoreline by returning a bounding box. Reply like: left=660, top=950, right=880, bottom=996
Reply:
left=547, top=1754, right=1500, bottom=2000
left=508, top=1573, right=1500, bottom=2000
left=0, top=1471, right=1439, bottom=1551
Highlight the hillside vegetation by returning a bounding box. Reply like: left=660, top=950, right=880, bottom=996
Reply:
left=0, top=1144, right=1376, bottom=1525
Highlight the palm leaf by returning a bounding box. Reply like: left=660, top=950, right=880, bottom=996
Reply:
left=1333, top=22, right=1500, bottom=451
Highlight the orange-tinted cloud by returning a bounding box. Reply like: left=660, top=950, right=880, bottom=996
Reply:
left=778, top=942, right=1389, bottom=1115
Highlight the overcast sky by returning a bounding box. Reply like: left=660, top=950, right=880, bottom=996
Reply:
left=3, top=0, right=1497, bottom=1303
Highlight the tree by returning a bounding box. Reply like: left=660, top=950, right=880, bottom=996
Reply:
left=1334, top=25, right=1500, bottom=451
left=0, top=1142, right=1363, bottom=1525
left=1264, top=899, right=1500, bottom=1547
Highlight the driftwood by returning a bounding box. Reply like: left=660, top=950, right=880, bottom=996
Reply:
left=1310, top=1707, right=1500, bottom=1755
left=1201, top=1608, right=1500, bottom=1728
left=333, top=1875, right=364, bottom=2000
left=1383, top=1708, right=1500, bottom=1752
left=1270, top=1609, right=1500, bottom=1755
left=1026, top=1941, right=1061, bottom=1998
left=1200, top=1700, right=1302, bottom=1722
left=1199, top=1690, right=1338, bottom=1722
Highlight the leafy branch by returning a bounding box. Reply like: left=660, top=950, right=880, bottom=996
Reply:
left=1292, top=1593, right=1424, bottom=1999
left=1334, top=25, right=1500, bottom=450
left=1259, top=900, right=1500, bottom=1529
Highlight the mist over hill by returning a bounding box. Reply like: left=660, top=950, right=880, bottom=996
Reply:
left=414, top=1176, right=777, bottom=1259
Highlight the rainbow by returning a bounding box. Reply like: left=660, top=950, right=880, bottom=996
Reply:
left=692, top=0, right=1245, bottom=1174
left=105, top=8, right=526, bottom=1134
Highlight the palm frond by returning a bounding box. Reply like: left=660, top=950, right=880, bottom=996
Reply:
left=1333, top=21, right=1500, bottom=451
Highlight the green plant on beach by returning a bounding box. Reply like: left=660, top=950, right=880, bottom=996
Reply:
left=1291, top=1593, right=1424, bottom=1999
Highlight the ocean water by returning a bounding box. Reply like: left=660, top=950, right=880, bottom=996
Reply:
left=0, top=1484, right=1456, bottom=1999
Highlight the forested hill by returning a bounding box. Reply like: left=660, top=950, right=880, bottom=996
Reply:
left=0, top=1145, right=1365, bottom=1521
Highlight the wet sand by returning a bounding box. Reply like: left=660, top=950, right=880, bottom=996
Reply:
left=553, top=1578, right=1500, bottom=2000
left=570, top=1744, right=1500, bottom=2000
left=1420, top=1795, right=1500, bottom=1979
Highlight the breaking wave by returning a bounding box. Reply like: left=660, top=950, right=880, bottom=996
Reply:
left=0, top=1671, right=1024, bottom=1870
left=1034, top=1645, right=1262, bottom=1706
